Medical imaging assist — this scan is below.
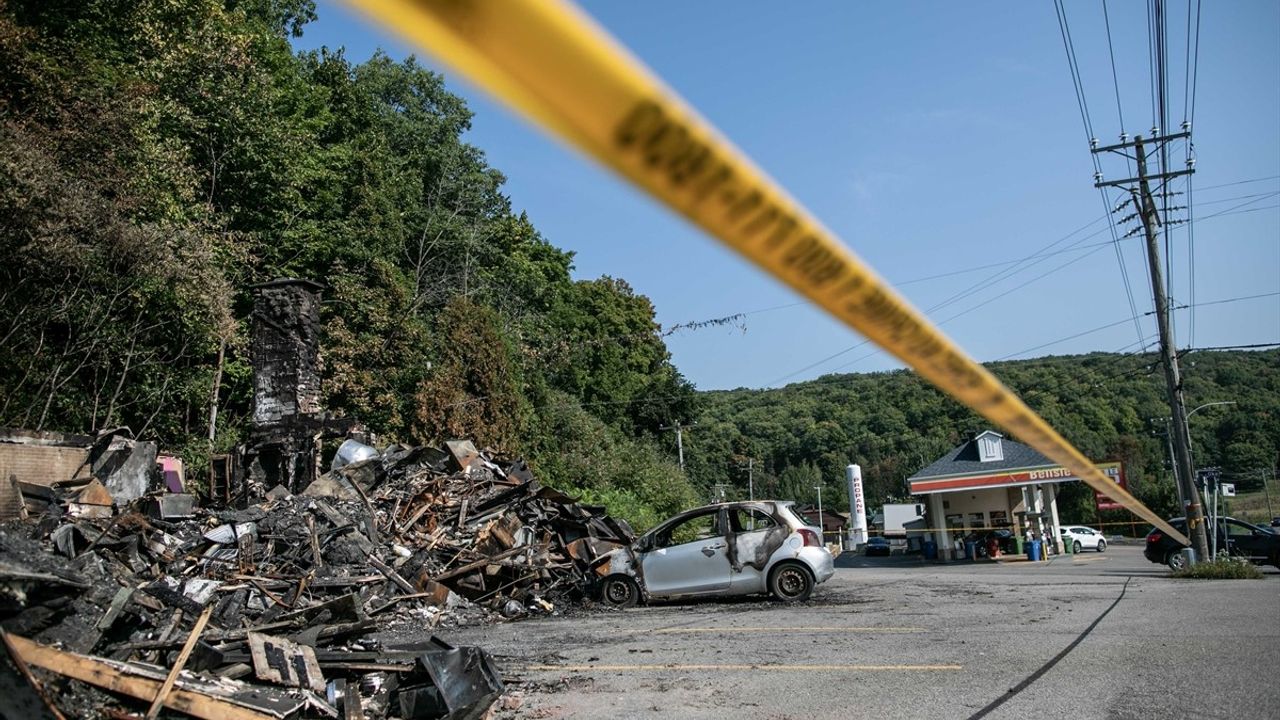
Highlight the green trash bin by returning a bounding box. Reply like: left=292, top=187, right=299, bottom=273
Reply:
left=1061, top=536, right=1073, bottom=554
left=1014, top=537, right=1024, bottom=555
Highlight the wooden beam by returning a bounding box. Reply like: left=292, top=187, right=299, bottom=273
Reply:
left=145, top=604, right=213, bottom=720
left=433, top=544, right=531, bottom=581
left=1, top=631, right=68, bottom=720
left=4, top=634, right=278, bottom=720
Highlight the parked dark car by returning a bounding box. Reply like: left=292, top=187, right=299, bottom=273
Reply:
left=1144, top=517, right=1280, bottom=570
left=864, top=537, right=892, bottom=556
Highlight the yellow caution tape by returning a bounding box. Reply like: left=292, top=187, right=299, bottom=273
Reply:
left=342, top=0, right=1189, bottom=546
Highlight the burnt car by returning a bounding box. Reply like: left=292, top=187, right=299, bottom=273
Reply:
left=592, top=501, right=835, bottom=607
left=1144, top=516, right=1280, bottom=570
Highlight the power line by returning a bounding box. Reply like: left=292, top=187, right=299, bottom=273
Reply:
left=1103, top=185, right=1146, bottom=345
left=937, top=245, right=1111, bottom=327
left=706, top=188, right=1273, bottom=387
left=1187, top=343, right=1280, bottom=352
left=1196, top=204, right=1276, bottom=218
left=995, top=317, right=1147, bottom=361
left=1102, top=0, right=1127, bottom=132
left=1195, top=191, right=1280, bottom=221
left=803, top=287, right=1275, bottom=388
left=1183, top=291, right=1280, bottom=309
left=1058, top=1, right=1146, bottom=347
left=854, top=189, right=1269, bottom=289
left=997, top=290, right=1280, bottom=367
left=766, top=215, right=1113, bottom=385
left=1180, top=0, right=1203, bottom=347
left=1152, top=0, right=1162, bottom=124
left=1054, top=0, right=1098, bottom=142
left=1197, top=175, right=1279, bottom=191
left=821, top=243, right=1115, bottom=376
left=761, top=189, right=1274, bottom=385
left=1182, top=0, right=1192, bottom=126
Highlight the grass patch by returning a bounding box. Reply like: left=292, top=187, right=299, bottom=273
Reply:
left=1171, top=558, right=1264, bottom=579
left=1221, top=489, right=1278, bottom=526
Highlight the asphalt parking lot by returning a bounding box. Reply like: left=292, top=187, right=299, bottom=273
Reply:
left=391, top=544, right=1279, bottom=719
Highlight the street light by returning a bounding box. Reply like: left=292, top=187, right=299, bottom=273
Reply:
left=1187, top=401, right=1237, bottom=420
left=1186, top=401, right=1236, bottom=470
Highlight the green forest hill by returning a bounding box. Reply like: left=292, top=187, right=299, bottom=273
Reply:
left=686, top=350, right=1280, bottom=528
left=3, top=2, right=1276, bottom=532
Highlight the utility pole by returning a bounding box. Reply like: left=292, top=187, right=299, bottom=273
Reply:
left=739, top=458, right=755, bottom=502
left=659, top=421, right=694, bottom=472
left=1095, top=132, right=1208, bottom=561
left=1261, top=468, right=1275, bottom=521
left=1151, top=417, right=1184, bottom=508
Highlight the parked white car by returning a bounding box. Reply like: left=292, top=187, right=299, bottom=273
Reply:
left=593, top=501, right=836, bottom=606
left=1059, top=525, right=1107, bottom=553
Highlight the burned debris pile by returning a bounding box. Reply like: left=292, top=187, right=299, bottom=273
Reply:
left=299, top=438, right=635, bottom=617
left=0, top=438, right=633, bottom=719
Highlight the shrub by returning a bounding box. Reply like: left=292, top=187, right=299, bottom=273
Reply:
left=1171, top=558, right=1264, bottom=579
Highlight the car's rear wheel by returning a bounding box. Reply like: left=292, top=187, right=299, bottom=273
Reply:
left=600, top=575, right=640, bottom=608
left=1166, top=549, right=1188, bottom=571
left=1096, top=539, right=1106, bottom=553
left=769, top=562, right=814, bottom=602
left=1072, top=540, right=1082, bottom=554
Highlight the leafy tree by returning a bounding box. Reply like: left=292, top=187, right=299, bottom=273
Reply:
left=0, top=0, right=707, bottom=526
left=689, top=350, right=1280, bottom=524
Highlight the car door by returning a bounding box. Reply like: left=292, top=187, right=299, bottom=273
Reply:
left=640, top=509, right=731, bottom=597
left=725, top=507, right=783, bottom=593
left=1224, top=519, right=1268, bottom=561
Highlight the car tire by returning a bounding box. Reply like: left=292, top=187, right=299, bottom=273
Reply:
left=1072, top=540, right=1082, bottom=554
left=768, top=562, right=814, bottom=602
left=1166, top=549, right=1187, bottom=571
left=600, top=575, right=640, bottom=608
left=1096, top=539, right=1106, bottom=553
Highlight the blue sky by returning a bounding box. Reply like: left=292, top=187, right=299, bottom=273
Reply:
left=293, top=1, right=1279, bottom=391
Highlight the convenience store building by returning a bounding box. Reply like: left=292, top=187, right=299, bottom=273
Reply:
left=906, top=431, right=1119, bottom=560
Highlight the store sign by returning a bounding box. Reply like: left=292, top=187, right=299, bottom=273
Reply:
left=910, top=461, right=1122, bottom=496
left=911, top=467, right=1078, bottom=493
left=1093, top=462, right=1127, bottom=511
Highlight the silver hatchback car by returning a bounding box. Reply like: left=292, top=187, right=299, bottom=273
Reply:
left=593, top=500, right=835, bottom=607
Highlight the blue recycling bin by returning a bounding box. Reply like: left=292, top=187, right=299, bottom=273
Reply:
left=923, top=540, right=937, bottom=560
left=964, top=540, right=977, bottom=560
left=1027, top=539, right=1043, bottom=562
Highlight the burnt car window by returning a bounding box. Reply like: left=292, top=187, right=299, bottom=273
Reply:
left=665, top=512, right=719, bottom=547
left=729, top=508, right=777, bottom=533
